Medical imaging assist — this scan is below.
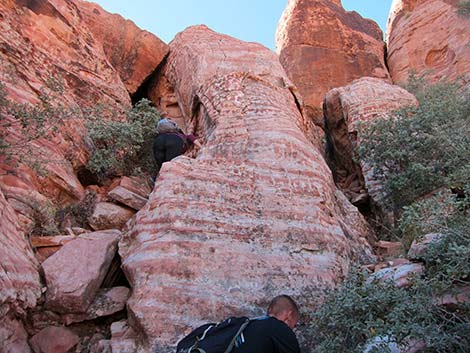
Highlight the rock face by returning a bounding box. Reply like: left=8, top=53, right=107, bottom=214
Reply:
left=0, top=189, right=41, bottom=352
left=42, top=230, right=121, bottom=313
left=0, top=189, right=41, bottom=312
left=387, top=0, right=470, bottom=84
left=276, top=0, right=390, bottom=127
left=324, top=77, right=417, bottom=208
left=76, top=0, right=169, bottom=95
left=0, top=0, right=166, bottom=228
left=120, top=25, right=374, bottom=352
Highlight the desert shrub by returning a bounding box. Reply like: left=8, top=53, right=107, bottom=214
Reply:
left=54, top=190, right=97, bottom=231
left=0, top=78, right=78, bottom=172
left=85, top=98, right=160, bottom=179
left=310, top=221, right=470, bottom=352
left=357, top=79, right=470, bottom=210
left=311, top=78, right=470, bottom=352
left=457, top=1, right=470, bottom=16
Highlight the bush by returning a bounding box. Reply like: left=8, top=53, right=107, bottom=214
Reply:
left=311, top=77, right=470, bottom=353
left=457, top=1, right=470, bottom=17
left=0, top=78, right=78, bottom=172
left=85, top=98, right=160, bottom=179
left=357, top=79, right=470, bottom=210
left=310, top=218, right=470, bottom=352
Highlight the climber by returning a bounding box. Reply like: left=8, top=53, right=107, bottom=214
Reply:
left=153, top=115, right=201, bottom=173
left=231, top=294, right=301, bottom=353
left=176, top=295, right=300, bottom=353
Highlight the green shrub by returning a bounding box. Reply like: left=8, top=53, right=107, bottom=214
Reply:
left=310, top=224, right=470, bottom=352
left=457, top=1, right=470, bottom=16
left=0, top=79, right=77, bottom=172
left=85, top=98, right=160, bottom=179
left=357, top=79, right=470, bottom=210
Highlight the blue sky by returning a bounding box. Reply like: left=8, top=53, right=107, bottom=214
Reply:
left=91, top=0, right=393, bottom=50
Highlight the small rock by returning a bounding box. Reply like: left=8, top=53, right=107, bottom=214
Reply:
left=369, top=262, right=424, bottom=288
left=376, top=240, right=404, bottom=259
left=119, top=176, right=152, bottom=198
left=62, top=287, right=130, bottom=325
left=108, top=186, right=148, bottom=210
left=408, top=233, right=444, bottom=260
left=88, top=202, right=135, bottom=231
left=42, top=230, right=121, bottom=313
left=436, top=286, right=470, bottom=309
left=29, top=326, right=79, bottom=353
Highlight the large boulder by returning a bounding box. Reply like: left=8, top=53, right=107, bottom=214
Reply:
left=42, top=230, right=121, bottom=313
left=387, top=0, right=470, bottom=84
left=276, top=0, right=390, bottom=127
left=119, top=25, right=374, bottom=352
left=76, top=0, right=169, bottom=94
left=324, top=77, right=417, bottom=209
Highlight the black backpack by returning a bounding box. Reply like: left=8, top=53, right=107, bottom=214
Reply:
left=176, top=316, right=251, bottom=353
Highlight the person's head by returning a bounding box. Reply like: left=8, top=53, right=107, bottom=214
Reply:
left=267, top=295, right=299, bottom=329
left=156, top=117, right=178, bottom=133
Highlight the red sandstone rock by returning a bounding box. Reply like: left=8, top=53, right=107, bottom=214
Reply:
left=0, top=0, right=133, bottom=222
left=324, top=77, right=417, bottom=209
left=0, top=189, right=41, bottom=315
left=62, top=286, right=130, bottom=325
left=408, top=233, right=444, bottom=260
left=29, top=326, right=79, bottom=353
left=387, top=0, right=470, bottom=84
left=42, top=230, right=121, bottom=313
left=76, top=1, right=169, bottom=94
left=0, top=316, right=32, bottom=353
left=370, top=262, right=424, bottom=288
left=117, top=25, right=375, bottom=351
left=88, top=202, right=135, bottom=230
left=276, top=0, right=390, bottom=126
left=375, top=240, right=404, bottom=259
left=119, top=176, right=152, bottom=198
left=108, top=185, right=148, bottom=210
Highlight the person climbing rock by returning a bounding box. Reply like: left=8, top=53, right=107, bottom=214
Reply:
left=231, top=295, right=301, bottom=353
left=177, top=295, right=301, bottom=353
left=153, top=116, right=201, bottom=173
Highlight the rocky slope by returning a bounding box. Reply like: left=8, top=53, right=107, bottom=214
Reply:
left=387, top=0, right=470, bottom=84
left=116, top=25, right=375, bottom=352
left=276, top=0, right=390, bottom=129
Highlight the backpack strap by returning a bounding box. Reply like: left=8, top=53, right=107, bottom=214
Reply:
left=223, top=318, right=251, bottom=353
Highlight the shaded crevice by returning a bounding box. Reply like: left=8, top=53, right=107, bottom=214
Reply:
left=131, top=52, right=169, bottom=104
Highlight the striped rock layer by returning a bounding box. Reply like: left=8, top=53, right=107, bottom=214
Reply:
left=275, top=0, right=390, bottom=127
left=0, top=0, right=167, bottom=229
left=324, top=77, right=417, bottom=209
left=0, top=189, right=41, bottom=352
left=119, top=25, right=374, bottom=352
left=387, top=0, right=470, bottom=84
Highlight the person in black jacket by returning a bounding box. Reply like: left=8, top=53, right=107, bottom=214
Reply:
left=153, top=117, right=200, bottom=173
left=232, top=295, right=301, bottom=353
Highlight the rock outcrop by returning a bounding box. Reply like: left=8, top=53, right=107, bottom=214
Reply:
left=324, top=77, right=417, bottom=209
left=0, top=0, right=166, bottom=230
left=119, top=25, right=374, bottom=352
left=387, top=0, right=470, bottom=84
left=76, top=0, right=169, bottom=95
left=0, top=189, right=41, bottom=352
left=276, top=0, right=390, bottom=128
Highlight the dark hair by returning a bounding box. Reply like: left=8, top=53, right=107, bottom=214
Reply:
left=267, top=295, right=299, bottom=317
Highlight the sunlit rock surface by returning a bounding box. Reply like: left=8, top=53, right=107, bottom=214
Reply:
left=118, top=25, right=374, bottom=352
left=387, top=0, right=470, bottom=84
left=324, top=77, right=417, bottom=209
left=276, top=0, right=390, bottom=127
